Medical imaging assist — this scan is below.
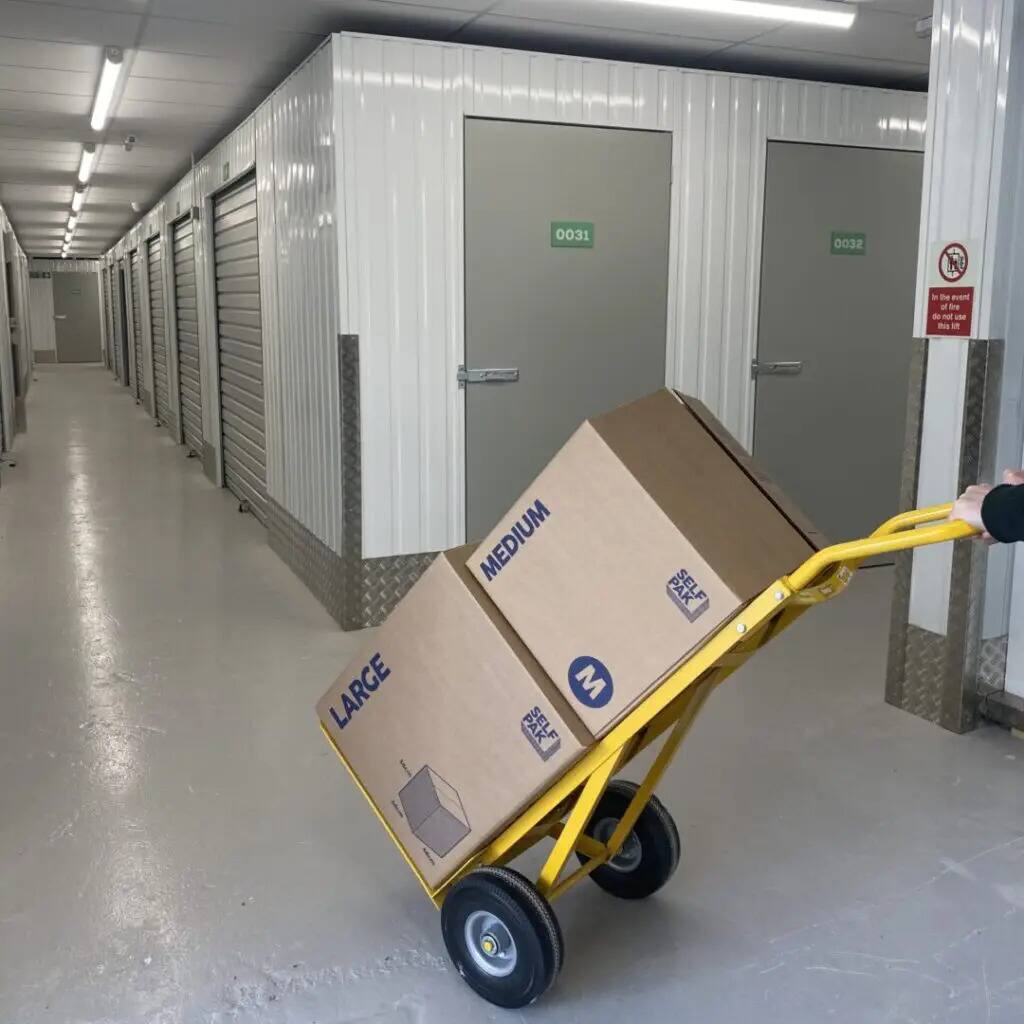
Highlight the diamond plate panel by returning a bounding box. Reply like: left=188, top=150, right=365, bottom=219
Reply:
left=886, top=339, right=928, bottom=711
left=263, top=335, right=434, bottom=631
left=887, top=339, right=1003, bottom=733
left=978, top=634, right=1008, bottom=696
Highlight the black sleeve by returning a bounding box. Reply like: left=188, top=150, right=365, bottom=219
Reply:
left=981, top=484, right=1024, bottom=542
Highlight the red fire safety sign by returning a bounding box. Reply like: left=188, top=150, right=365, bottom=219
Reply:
left=926, top=241, right=974, bottom=337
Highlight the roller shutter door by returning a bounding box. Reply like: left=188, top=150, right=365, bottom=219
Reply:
left=148, top=235, right=173, bottom=432
left=113, top=262, right=125, bottom=384
left=213, top=173, right=266, bottom=521
left=172, top=216, right=203, bottom=456
left=103, top=267, right=114, bottom=370
left=129, top=249, right=144, bottom=402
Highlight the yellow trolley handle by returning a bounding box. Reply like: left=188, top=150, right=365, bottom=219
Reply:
left=787, top=503, right=978, bottom=592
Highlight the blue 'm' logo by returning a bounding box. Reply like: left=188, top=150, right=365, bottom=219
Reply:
left=568, top=656, right=614, bottom=709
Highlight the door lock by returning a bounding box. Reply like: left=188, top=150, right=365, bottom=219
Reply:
left=458, top=365, right=520, bottom=388
left=751, top=359, right=803, bottom=379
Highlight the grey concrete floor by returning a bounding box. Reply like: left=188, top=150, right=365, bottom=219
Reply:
left=2, top=366, right=1024, bottom=1024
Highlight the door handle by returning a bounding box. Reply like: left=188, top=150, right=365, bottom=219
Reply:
left=54, top=314, right=67, bottom=320
left=458, top=365, right=519, bottom=388
left=751, top=359, right=803, bottom=379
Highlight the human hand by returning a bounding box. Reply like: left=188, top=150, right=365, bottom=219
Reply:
left=1002, top=469, right=1024, bottom=486
left=951, top=484, right=994, bottom=540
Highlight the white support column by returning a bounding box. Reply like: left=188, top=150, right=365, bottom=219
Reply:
left=889, top=0, right=1024, bottom=729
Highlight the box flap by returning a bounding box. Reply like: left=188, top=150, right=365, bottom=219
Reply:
left=590, top=389, right=816, bottom=599
left=678, top=393, right=827, bottom=551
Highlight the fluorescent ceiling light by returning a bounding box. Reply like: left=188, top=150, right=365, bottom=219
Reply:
left=71, top=187, right=85, bottom=213
left=78, top=144, right=96, bottom=184
left=91, top=47, right=124, bottom=132
left=67, top=215, right=79, bottom=232
left=612, top=0, right=855, bottom=28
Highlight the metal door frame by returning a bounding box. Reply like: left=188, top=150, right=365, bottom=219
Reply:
left=201, top=162, right=259, bottom=491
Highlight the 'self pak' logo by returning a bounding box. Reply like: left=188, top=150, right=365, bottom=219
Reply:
left=521, top=706, right=562, bottom=761
left=667, top=569, right=710, bottom=622
left=568, top=656, right=614, bottom=709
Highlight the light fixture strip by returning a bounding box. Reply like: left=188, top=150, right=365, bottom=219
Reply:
left=71, top=187, right=85, bottom=213
left=612, top=0, right=855, bottom=28
left=91, top=47, right=124, bottom=132
left=78, top=144, right=96, bottom=184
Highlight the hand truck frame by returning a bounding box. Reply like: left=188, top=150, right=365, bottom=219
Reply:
left=321, top=503, right=976, bottom=1008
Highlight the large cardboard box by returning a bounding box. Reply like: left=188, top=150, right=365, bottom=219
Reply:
left=317, top=546, right=591, bottom=890
left=468, top=389, right=820, bottom=737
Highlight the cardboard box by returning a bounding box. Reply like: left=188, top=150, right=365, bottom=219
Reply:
left=468, top=389, right=819, bottom=736
left=317, top=546, right=591, bottom=890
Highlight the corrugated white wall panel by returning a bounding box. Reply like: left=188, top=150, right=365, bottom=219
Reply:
left=166, top=170, right=195, bottom=222
left=262, top=42, right=344, bottom=550
left=337, top=34, right=928, bottom=558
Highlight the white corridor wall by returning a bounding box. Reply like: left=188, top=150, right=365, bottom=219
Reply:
left=334, top=34, right=928, bottom=559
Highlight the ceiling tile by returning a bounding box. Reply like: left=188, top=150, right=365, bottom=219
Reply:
left=0, top=36, right=101, bottom=72
left=14, top=0, right=147, bottom=10
left=128, top=49, right=290, bottom=87
left=0, top=66, right=94, bottom=93
left=0, top=2, right=142, bottom=47
left=861, top=0, right=932, bottom=14
left=713, top=41, right=926, bottom=87
left=459, top=14, right=732, bottom=63
left=139, top=16, right=322, bottom=62
left=112, top=97, right=238, bottom=126
left=122, top=74, right=262, bottom=109
left=488, top=0, right=780, bottom=44
left=0, top=88, right=91, bottom=115
left=750, top=8, right=929, bottom=64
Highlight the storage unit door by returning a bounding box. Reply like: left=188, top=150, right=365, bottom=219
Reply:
left=103, top=268, right=113, bottom=368
left=213, top=172, right=266, bottom=521
left=752, top=142, right=923, bottom=554
left=148, top=236, right=173, bottom=431
left=129, top=249, right=144, bottom=403
left=112, top=263, right=125, bottom=383
left=173, top=216, right=203, bottom=456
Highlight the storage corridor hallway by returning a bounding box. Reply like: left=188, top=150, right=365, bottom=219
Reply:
left=2, top=366, right=1024, bottom=1023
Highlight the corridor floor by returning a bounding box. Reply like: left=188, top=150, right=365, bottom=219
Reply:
left=2, top=365, right=1024, bottom=1024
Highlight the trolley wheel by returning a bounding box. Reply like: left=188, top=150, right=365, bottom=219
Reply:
left=578, top=780, right=681, bottom=900
left=440, top=866, right=563, bottom=1008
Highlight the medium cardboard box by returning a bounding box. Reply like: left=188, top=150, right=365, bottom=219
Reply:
left=317, top=546, right=592, bottom=890
left=468, top=389, right=820, bottom=737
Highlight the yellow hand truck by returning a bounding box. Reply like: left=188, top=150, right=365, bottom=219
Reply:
left=321, top=504, right=976, bottom=1008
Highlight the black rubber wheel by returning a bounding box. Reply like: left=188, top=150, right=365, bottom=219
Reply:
left=577, top=780, right=681, bottom=900
left=441, top=866, right=563, bottom=1008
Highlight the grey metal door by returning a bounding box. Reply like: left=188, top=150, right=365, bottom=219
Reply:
left=129, top=250, right=144, bottom=402
left=464, top=118, right=672, bottom=540
left=173, top=216, right=203, bottom=456
left=51, top=272, right=102, bottom=362
left=213, top=172, right=266, bottom=521
left=753, top=142, right=923, bottom=549
left=148, top=235, right=173, bottom=432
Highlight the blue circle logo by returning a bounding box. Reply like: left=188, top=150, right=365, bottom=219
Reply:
left=568, top=656, right=614, bottom=709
